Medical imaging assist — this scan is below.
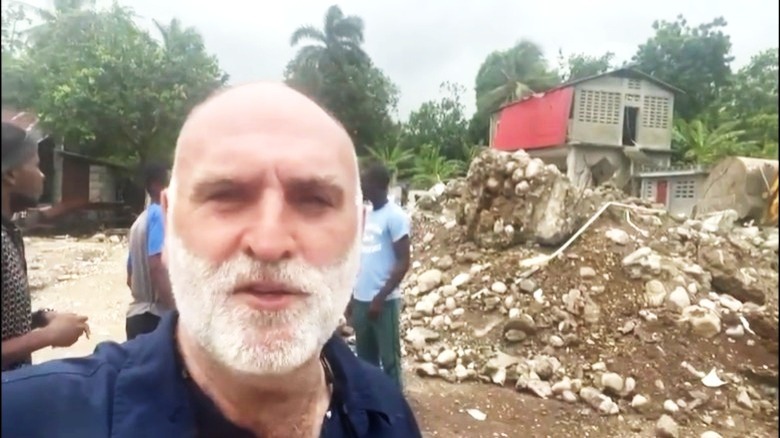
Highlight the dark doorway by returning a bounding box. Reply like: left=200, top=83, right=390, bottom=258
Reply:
left=622, top=107, right=639, bottom=146
left=37, top=137, right=56, bottom=204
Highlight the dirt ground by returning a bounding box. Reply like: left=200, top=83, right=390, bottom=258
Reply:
left=25, top=235, right=776, bottom=437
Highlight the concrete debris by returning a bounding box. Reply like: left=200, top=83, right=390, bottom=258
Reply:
left=655, top=414, right=679, bottom=438
left=401, top=148, right=778, bottom=432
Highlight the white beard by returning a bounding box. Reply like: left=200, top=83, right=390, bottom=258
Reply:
left=165, top=220, right=361, bottom=376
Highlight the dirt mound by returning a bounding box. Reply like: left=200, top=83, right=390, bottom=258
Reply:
left=402, top=189, right=779, bottom=435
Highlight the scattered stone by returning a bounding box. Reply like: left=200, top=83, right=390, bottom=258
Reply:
left=435, top=255, right=454, bottom=270
left=417, top=269, right=443, bottom=293
left=600, top=372, right=624, bottom=395
left=631, top=394, right=649, bottom=409
left=645, top=280, right=667, bottom=307
left=451, top=273, right=471, bottom=287
left=667, top=287, right=691, bottom=311
left=700, top=432, right=722, bottom=438
left=663, top=399, right=679, bottom=413
left=736, top=388, right=753, bottom=410
left=518, top=279, right=537, bottom=294
left=504, top=330, right=527, bottom=343
left=605, top=228, right=630, bottom=245
left=579, top=266, right=597, bottom=279
left=655, top=414, right=679, bottom=438
left=435, top=350, right=457, bottom=367
left=490, top=281, right=507, bottom=294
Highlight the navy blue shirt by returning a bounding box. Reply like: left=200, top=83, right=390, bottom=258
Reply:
left=2, top=312, right=421, bottom=438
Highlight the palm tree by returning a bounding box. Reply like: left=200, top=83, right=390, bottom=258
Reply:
left=673, top=119, right=757, bottom=164
left=410, top=143, right=466, bottom=188
left=366, top=142, right=414, bottom=182
left=289, top=5, right=367, bottom=71
left=15, top=0, right=95, bottom=43
left=475, top=40, right=559, bottom=114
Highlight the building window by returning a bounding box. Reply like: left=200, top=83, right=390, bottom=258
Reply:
left=642, top=180, right=655, bottom=199
left=672, top=179, right=696, bottom=199
left=625, top=93, right=641, bottom=105
left=576, top=90, right=621, bottom=125
left=641, top=96, right=671, bottom=129
left=627, top=79, right=641, bottom=90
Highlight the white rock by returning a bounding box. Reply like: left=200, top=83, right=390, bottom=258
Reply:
left=683, top=306, right=721, bottom=338
left=561, top=390, right=578, bottom=403
left=548, top=335, right=564, bottom=348
left=725, top=325, right=744, bottom=337
left=601, top=372, right=624, bottom=394
left=526, top=380, right=552, bottom=399
left=417, top=269, right=443, bottom=293
left=454, top=364, right=470, bottom=381
left=645, top=280, right=668, bottom=307
left=700, top=432, right=723, bottom=438
left=698, top=298, right=717, bottom=311
left=525, top=158, right=544, bottom=179
left=655, top=414, right=679, bottom=438
left=416, top=363, right=438, bottom=377
left=490, top=281, right=507, bottom=294
left=592, top=362, right=607, bottom=371
left=631, top=394, right=649, bottom=409
left=667, top=287, right=691, bottom=311
left=508, top=308, right=521, bottom=319
left=605, top=228, right=630, bottom=245
left=663, top=399, right=679, bottom=413
left=451, top=273, right=471, bottom=287
left=491, top=367, right=507, bottom=386
left=701, top=368, right=727, bottom=388
left=579, top=266, right=597, bottom=278
left=414, top=300, right=435, bottom=316
left=452, top=308, right=465, bottom=317
left=440, top=285, right=458, bottom=297
left=622, top=247, right=653, bottom=266
left=623, top=377, right=636, bottom=395
left=444, top=297, right=457, bottom=310
left=551, top=378, right=572, bottom=394
left=718, top=294, right=743, bottom=312
left=435, top=350, right=457, bottom=367
left=736, top=389, right=753, bottom=410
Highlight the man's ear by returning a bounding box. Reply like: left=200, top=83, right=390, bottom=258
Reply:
left=2, top=169, right=17, bottom=186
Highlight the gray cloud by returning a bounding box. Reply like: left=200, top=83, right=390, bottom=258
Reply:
left=25, top=0, right=780, bottom=118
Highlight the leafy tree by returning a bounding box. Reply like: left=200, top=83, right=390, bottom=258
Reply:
left=717, top=48, right=778, bottom=148
left=409, top=144, right=465, bottom=188
left=632, top=15, right=734, bottom=120
left=365, top=142, right=414, bottom=182
left=469, top=40, right=558, bottom=147
left=3, top=4, right=226, bottom=164
left=285, top=6, right=397, bottom=154
left=1, top=3, right=28, bottom=57
left=558, top=50, right=615, bottom=82
left=402, top=82, right=471, bottom=160
left=289, top=5, right=367, bottom=74
left=672, top=119, right=757, bottom=164
left=474, top=40, right=559, bottom=114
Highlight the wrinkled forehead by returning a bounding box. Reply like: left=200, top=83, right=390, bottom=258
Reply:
left=174, top=127, right=359, bottom=201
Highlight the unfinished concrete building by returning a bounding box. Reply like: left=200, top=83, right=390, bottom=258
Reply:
left=489, top=67, right=683, bottom=192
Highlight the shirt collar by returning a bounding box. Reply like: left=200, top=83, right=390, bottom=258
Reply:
left=112, top=312, right=394, bottom=436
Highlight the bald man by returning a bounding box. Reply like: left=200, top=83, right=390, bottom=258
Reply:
left=2, top=83, right=421, bottom=438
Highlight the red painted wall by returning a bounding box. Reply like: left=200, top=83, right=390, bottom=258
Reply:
left=493, top=87, right=574, bottom=151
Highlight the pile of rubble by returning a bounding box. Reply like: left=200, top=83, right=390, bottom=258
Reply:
left=403, top=149, right=779, bottom=435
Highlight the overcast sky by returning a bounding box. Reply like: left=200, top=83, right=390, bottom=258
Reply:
left=27, top=0, right=780, bottom=118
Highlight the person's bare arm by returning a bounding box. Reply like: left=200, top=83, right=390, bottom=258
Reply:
left=374, top=235, right=411, bottom=302
left=1, top=330, right=52, bottom=368
left=149, top=254, right=175, bottom=309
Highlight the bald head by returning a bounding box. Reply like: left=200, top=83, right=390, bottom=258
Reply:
left=171, top=83, right=356, bottom=192
left=163, top=80, right=364, bottom=267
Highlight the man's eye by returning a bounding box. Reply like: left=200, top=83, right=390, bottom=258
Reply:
left=208, top=191, right=244, bottom=202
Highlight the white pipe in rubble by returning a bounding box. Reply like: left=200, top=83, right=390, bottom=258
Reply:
left=519, top=201, right=667, bottom=268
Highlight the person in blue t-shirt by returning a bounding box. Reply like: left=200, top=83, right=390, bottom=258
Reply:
left=351, top=162, right=411, bottom=388
left=125, top=164, right=174, bottom=339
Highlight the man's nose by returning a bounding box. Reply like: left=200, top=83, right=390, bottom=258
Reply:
left=241, top=192, right=296, bottom=263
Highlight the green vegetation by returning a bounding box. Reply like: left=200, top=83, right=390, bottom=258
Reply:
left=1, top=3, right=776, bottom=184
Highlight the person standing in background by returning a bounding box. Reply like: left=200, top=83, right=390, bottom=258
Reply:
left=1, top=122, right=90, bottom=371
left=125, top=163, right=174, bottom=340
left=351, top=162, right=411, bottom=388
